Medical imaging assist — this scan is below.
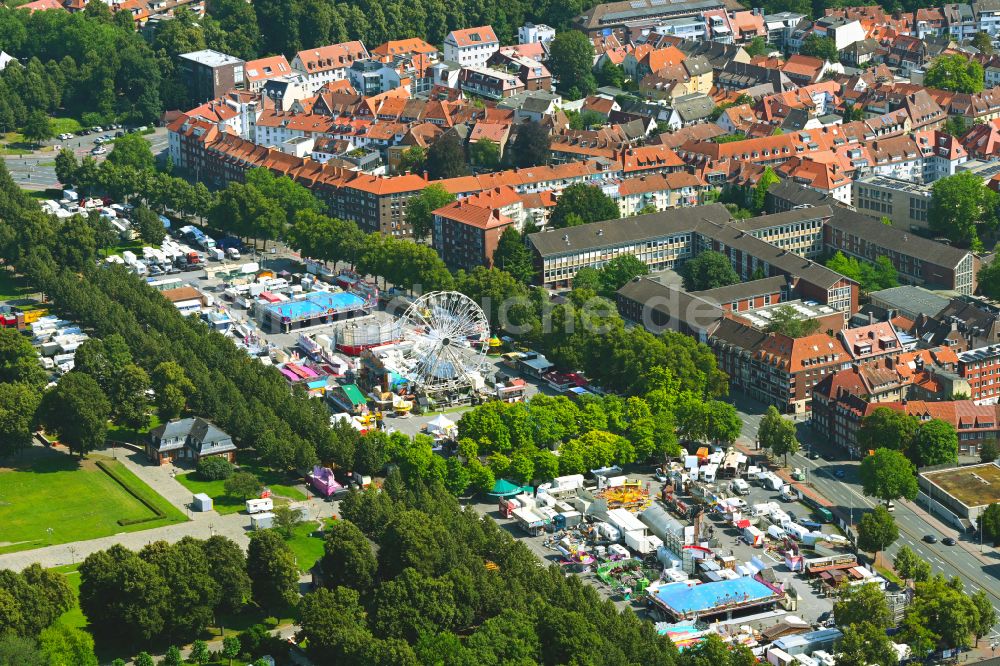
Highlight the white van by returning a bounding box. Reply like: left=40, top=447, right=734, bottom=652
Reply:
left=226, top=247, right=241, bottom=260
left=245, top=498, right=273, bottom=514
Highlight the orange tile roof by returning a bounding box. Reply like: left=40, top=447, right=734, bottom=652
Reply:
left=245, top=55, right=292, bottom=83
left=448, top=26, right=498, bottom=48
left=372, top=38, right=438, bottom=61
left=755, top=332, right=849, bottom=373
left=643, top=46, right=686, bottom=72
left=469, top=121, right=510, bottom=144
left=295, top=41, right=368, bottom=74
left=343, top=172, right=429, bottom=195
left=621, top=144, right=686, bottom=172
left=434, top=200, right=512, bottom=229
left=781, top=55, right=825, bottom=79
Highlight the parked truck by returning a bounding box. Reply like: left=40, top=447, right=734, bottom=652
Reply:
left=742, top=525, right=765, bottom=547
left=246, top=498, right=273, bottom=514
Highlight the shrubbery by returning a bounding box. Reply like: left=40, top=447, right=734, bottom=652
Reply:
left=197, top=456, right=234, bottom=481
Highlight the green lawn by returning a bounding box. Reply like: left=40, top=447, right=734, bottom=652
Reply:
left=107, top=414, right=161, bottom=446
left=50, top=117, right=83, bottom=135
left=0, top=452, right=187, bottom=554
left=238, top=461, right=307, bottom=501
left=53, top=564, right=87, bottom=631
left=285, top=520, right=327, bottom=573
left=175, top=473, right=261, bottom=515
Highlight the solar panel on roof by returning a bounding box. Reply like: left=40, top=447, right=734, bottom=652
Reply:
left=630, top=1, right=645, bottom=8
left=651, top=0, right=667, bottom=5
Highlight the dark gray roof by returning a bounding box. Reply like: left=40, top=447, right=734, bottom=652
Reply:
left=617, top=277, right=726, bottom=334
left=528, top=203, right=732, bottom=257
left=692, top=276, right=789, bottom=304
left=827, top=207, right=972, bottom=268
left=868, top=286, right=950, bottom=318
left=149, top=417, right=235, bottom=455
left=683, top=56, right=713, bottom=77
left=764, top=179, right=840, bottom=213
left=733, top=205, right=834, bottom=232
left=672, top=93, right=715, bottom=121
left=709, top=317, right=770, bottom=351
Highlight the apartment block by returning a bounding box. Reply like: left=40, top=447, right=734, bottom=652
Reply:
left=852, top=174, right=931, bottom=233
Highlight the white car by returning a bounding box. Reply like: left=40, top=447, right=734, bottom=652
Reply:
left=91, top=147, right=106, bottom=156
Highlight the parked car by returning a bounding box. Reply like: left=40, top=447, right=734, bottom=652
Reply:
left=115, top=131, right=124, bottom=138
left=90, top=147, right=106, bottom=156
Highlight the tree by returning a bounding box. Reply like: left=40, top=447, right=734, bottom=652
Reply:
left=857, top=505, right=898, bottom=563
left=397, top=145, right=426, bottom=174
left=511, top=121, right=550, bottom=168
left=0, top=382, right=43, bottom=457
left=221, top=635, right=241, bottom=666
left=548, top=31, right=596, bottom=98
left=134, top=652, right=155, bottom=666
left=107, top=134, right=154, bottom=171
left=930, top=170, right=998, bottom=249
left=190, top=639, right=210, bottom=665
left=596, top=255, right=649, bottom=297
left=162, top=645, right=183, bottom=666
left=405, top=184, right=455, bottom=241
left=109, top=363, right=150, bottom=431
left=0, top=328, right=47, bottom=389
left=744, top=36, right=770, bottom=57
left=979, top=260, right=1000, bottom=299
left=982, top=439, right=1000, bottom=463
left=595, top=59, right=625, bottom=88
left=859, top=448, right=919, bottom=502
left=681, top=250, right=738, bottom=291
left=247, top=530, right=300, bottom=608
left=492, top=227, right=535, bottom=284
left=550, top=183, right=620, bottom=228
left=139, top=539, right=220, bottom=641
left=55, top=148, right=79, bottom=186
left=757, top=405, right=799, bottom=465
left=981, top=502, right=1000, bottom=545
left=79, top=545, right=169, bottom=642
left=22, top=110, right=53, bottom=146
left=707, top=401, right=741, bottom=444
left=858, top=408, right=919, bottom=455
left=834, top=582, right=892, bottom=630
left=37, top=372, right=110, bottom=457
left=426, top=133, right=469, bottom=180
left=225, top=471, right=262, bottom=500
left=469, top=138, right=500, bottom=169
left=912, top=418, right=959, bottom=467
left=902, top=575, right=981, bottom=654
left=297, top=587, right=372, bottom=664
left=834, top=622, right=898, bottom=666
left=197, top=456, right=233, bottom=480
left=320, top=520, right=377, bottom=593
left=973, top=589, right=996, bottom=644
left=272, top=504, right=304, bottom=539
left=800, top=34, right=838, bottom=62
left=201, top=535, right=251, bottom=614
left=925, top=54, right=985, bottom=93
left=973, top=31, right=995, bottom=55
left=893, top=545, right=931, bottom=582
left=763, top=304, right=819, bottom=337
left=750, top=167, right=780, bottom=213
left=131, top=205, right=166, bottom=245
left=151, top=361, right=194, bottom=420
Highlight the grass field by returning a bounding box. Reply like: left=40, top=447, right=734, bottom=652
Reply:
left=285, top=520, right=328, bottom=573
left=175, top=463, right=306, bottom=515
left=0, top=452, right=187, bottom=554
left=107, top=414, right=161, bottom=445
left=50, top=117, right=83, bottom=135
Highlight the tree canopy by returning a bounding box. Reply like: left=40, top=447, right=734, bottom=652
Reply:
left=548, top=30, right=596, bottom=99
left=800, top=34, right=838, bottom=61
left=550, top=183, right=620, bottom=228
left=681, top=251, right=739, bottom=291
left=925, top=54, right=985, bottom=93
left=929, top=170, right=999, bottom=250
left=859, top=448, right=918, bottom=503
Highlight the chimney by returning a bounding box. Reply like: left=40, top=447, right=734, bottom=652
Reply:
left=868, top=312, right=874, bottom=326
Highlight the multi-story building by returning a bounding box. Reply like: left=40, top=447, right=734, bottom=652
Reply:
left=852, top=174, right=931, bottom=232
left=616, top=277, right=728, bottom=342
left=730, top=206, right=831, bottom=259
left=574, top=0, right=728, bottom=36
left=177, top=49, right=245, bottom=102
left=329, top=173, right=429, bottom=236
left=959, top=344, right=1000, bottom=404
left=458, top=67, right=525, bottom=99
left=444, top=26, right=500, bottom=69
left=824, top=208, right=979, bottom=295
left=764, top=12, right=807, bottom=48
left=243, top=55, right=292, bottom=93
left=518, top=23, right=556, bottom=44
left=432, top=200, right=513, bottom=272
left=291, top=42, right=370, bottom=93
left=839, top=321, right=904, bottom=364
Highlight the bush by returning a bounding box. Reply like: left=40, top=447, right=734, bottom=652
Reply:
left=197, top=456, right=234, bottom=481
left=263, top=616, right=279, bottom=629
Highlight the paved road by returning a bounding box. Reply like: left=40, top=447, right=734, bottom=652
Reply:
left=2, top=127, right=169, bottom=192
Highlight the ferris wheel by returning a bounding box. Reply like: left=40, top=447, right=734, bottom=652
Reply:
left=397, top=291, right=490, bottom=395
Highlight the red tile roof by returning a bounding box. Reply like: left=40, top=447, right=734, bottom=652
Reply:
left=245, top=55, right=292, bottom=83
left=447, top=26, right=498, bottom=48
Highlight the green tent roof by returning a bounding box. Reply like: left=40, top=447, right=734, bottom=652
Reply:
left=488, top=478, right=526, bottom=497
left=340, top=383, right=366, bottom=407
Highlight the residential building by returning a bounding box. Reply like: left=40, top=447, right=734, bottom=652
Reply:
left=177, top=49, right=245, bottom=102
left=147, top=417, right=237, bottom=465
left=959, top=344, right=1000, bottom=403
left=330, top=173, right=428, bottom=236
left=459, top=66, right=526, bottom=99
left=839, top=321, right=904, bottom=364
left=764, top=12, right=807, bottom=48
left=690, top=276, right=788, bottom=313
left=616, top=277, right=728, bottom=342
left=652, top=17, right=707, bottom=41
left=519, top=23, right=556, bottom=44
left=574, top=0, right=729, bottom=36
left=348, top=59, right=403, bottom=96
left=243, top=55, right=292, bottom=93
left=852, top=174, right=931, bottom=232
left=432, top=200, right=514, bottom=272
left=291, top=41, right=370, bottom=93
left=444, top=26, right=500, bottom=69
left=813, top=16, right=866, bottom=49
left=824, top=208, right=979, bottom=294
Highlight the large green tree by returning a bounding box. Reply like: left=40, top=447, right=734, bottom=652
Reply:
left=550, top=183, right=620, bottom=228
left=893, top=545, right=931, bottom=582
left=859, top=448, right=919, bottom=502
left=548, top=30, right=596, bottom=98
left=800, top=34, right=838, bottom=61
left=79, top=544, right=170, bottom=642
left=834, top=622, right=898, bottom=666
left=858, top=407, right=919, bottom=455
left=492, top=227, right=535, bottom=284
left=981, top=502, right=1000, bottom=545
left=929, top=170, right=998, bottom=250
left=757, top=405, right=799, bottom=466
left=107, top=133, right=154, bottom=172
left=21, top=110, right=52, bottom=146
left=426, top=133, right=469, bottom=181
left=681, top=251, right=739, bottom=291
left=856, top=505, right=898, bottom=562
left=321, top=520, right=377, bottom=593
left=511, top=121, right=550, bottom=168
left=925, top=54, right=985, bottom=93
left=247, top=529, right=300, bottom=609
left=405, top=184, right=455, bottom=241
left=911, top=418, right=959, bottom=467
left=201, top=535, right=251, bottom=614
left=37, top=372, right=111, bottom=457
left=901, top=575, right=981, bottom=656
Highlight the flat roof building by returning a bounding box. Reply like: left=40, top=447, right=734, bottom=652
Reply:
left=178, top=49, right=245, bottom=102
left=852, top=174, right=932, bottom=233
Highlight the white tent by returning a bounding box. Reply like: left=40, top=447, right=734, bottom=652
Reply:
left=426, top=414, right=457, bottom=436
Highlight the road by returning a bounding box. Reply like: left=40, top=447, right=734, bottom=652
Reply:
left=2, top=127, right=169, bottom=191
left=728, top=392, right=1000, bottom=640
